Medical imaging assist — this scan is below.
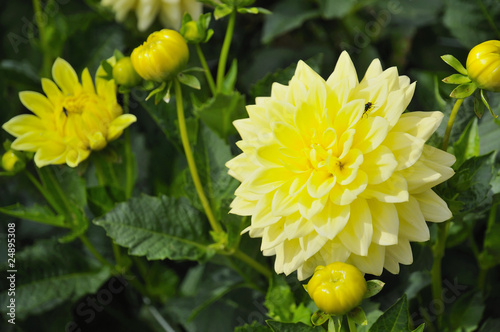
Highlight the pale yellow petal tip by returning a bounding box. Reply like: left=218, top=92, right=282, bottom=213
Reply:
left=107, top=114, right=137, bottom=141
left=89, top=131, right=107, bottom=150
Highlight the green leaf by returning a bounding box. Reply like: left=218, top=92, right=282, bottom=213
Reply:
left=443, top=0, right=500, bottom=48
left=94, top=195, right=215, bottom=261
left=265, top=274, right=311, bottom=324
left=369, top=294, right=411, bottom=332
left=178, top=73, right=201, bottom=90
left=194, top=91, right=245, bottom=139
left=235, top=321, right=272, bottom=331
left=479, top=318, right=500, bottom=331
left=447, top=291, right=485, bottom=332
left=452, top=117, right=480, bottom=169
left=250, top=54, right=323, bottom=99
left=0, top=239, right=111, bottom=319
left=317, top=0, right=357, bottom=19
left=450, top=82, right=477, bottom=99
left=0, top=203, right=65, bottom=227
left=261, top=0, right=320, bottom=43
left=266, top=320, right=317, bottom=332
left=441, top=54, right=468, bottom=75
left=447, top=152, right=495, bottom=215
left=364, top=279, right=385, bottom=298
left=442, top=73, right=471, bottom=85
left=412, top=324, right=425, bottom=332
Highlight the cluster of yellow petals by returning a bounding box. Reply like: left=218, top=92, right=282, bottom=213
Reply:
left=227, top=52, right=455, bottom=280
left=3, top=58, right=136, bottom=168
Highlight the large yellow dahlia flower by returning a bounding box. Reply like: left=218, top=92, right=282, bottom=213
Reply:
left=101, top=0, right=202, bottom=31
left=226, top=52, right=455, bottom=280
left=2, top=58, right=136, bottom=168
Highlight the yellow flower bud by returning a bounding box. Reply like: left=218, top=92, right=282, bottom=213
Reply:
left=466, top=40, right=500, bottom=92
left=183, top=21, right=203, bottom=42
left=112, top=57, right=142, bottom=87
left=307, top=262, right=367, bottom=315
left=2, top=150, right=20, bottom=171
left=131, top=29, right=189, bottom=82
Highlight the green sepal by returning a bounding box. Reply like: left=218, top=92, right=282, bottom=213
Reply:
left=214, top=4, right=233, bottom=19
left=474, top=90, right=486, bottom=119
left=329, top=316, right=342, bottom=332
left=113, top=49, right=125, bottom=61
left=481, top=89, right=499, bottom=118
left=145, top=81, right=169, bottom=104
left=238, top=7, right=271, bottom=15
left=348, top=306, right=367, bottom=326
left=364, top=279, right=385, bottom=298
left=450, top=82, right=477, bottom=99
left=441, top=54, right=468, bottom=75
left=99, top=59, right=114, bottom=80
left=177, top=73, right=201, bottom=90
left=442, top=73, right=471, bottom=85
left=311, top=310, right=330, bottom=326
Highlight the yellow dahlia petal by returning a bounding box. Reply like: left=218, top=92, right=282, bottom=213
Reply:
left=2, top=115, right=45, bottom=136
left=81, top=68, right=96, bottom=95
left=19, top=91, right=54, bottom=118
left=368, top=200, right=399, bottom=246
left=33, top=143, right=66, bottom=167
left=361, top=145, right=398, bottom=185
left=337, top=199, right=373, bottom=256
left=326, top=51, right=359, bottom=103
left=396, top=196, right=430, bottom=242
left=227, top=52, right=455, bottom=279
left=414, top=189, right=452, bottom=222
left=310, top=202, right=350, bottom=240
left=41, top=78, right=63, bottom=106
left=52, top=58, right=81, bottom=95
left=347, top=244, right=385, bottom=276
left=107, top=114, right=137, bottom=141
left=385, top=132, right=425, bottom=170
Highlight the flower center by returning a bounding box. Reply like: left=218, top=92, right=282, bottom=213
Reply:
left=63, top=93, right=90, bottom=115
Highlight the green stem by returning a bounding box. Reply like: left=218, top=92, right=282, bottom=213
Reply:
left=173, top=79, right=222, bottom=234
left=123, top=92, right=135, bottom=199
left=195, top=44, right=217, bottom=96
left=216, top=10, right=236, bottom=92
left=79, top=235, right=115, bottom=269
left=431, top=221, right=450, bottom=330
left=347, top=315, right=357, bottom=332
left=430, top=97, right=463, bottom=329
left=25, top=170, right=64, bottom=216
left=442, top=98, right=463, bottom=151
left=476, top=0, right=500, bottom=39
left=232, top=248, right=272, bottom=279
left=32, top=0, right=51, bottom=77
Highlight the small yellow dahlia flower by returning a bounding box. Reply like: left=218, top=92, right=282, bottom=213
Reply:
left=226, top=52, right=455, bottom=280
left=2, top=58, right=137, bottom=168
left=101, top=0, right=202, bottom=32
left=307, top=262, right=366, bottom=315
left=466, top=40, right=500, bottom=92
left=131, top=29, right=189, bottom=82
